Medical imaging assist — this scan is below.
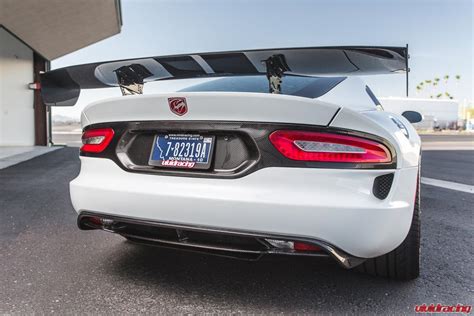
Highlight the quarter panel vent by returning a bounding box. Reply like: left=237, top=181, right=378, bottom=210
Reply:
left=373, top=173, right=394, bottom=200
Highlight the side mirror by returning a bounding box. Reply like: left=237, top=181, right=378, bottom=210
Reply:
left=402, top=111, right=423, bottom=123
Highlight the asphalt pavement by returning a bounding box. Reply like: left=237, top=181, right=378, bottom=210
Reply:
left=0, top=140, right=473, bottom=314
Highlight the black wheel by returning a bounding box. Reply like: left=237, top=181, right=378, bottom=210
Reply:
left=357, top=174, right=420, bottom=280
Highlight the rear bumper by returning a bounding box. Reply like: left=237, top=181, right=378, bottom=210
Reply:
left=77, top=211, right=365, bottom=268
left=70, top=157, right=418, bottom=259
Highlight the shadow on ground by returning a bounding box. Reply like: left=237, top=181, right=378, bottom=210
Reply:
left=101, top=239, right=419, bottom=313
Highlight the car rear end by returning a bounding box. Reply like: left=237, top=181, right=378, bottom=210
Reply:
left=70, top=91, right=419, bottom=268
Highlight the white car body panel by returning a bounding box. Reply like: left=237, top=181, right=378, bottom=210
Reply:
left=330, top=107, right=421, bottom=168
left=71, top=157, right=417, bottom=258
left=81, top=91, right=421, bottom=170
left=81, top=92, right=340, bottom=127
left=318, top=77, right=375, bottom=111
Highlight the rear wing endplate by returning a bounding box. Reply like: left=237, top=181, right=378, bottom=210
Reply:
left=40, top=46, right=408, bottom=106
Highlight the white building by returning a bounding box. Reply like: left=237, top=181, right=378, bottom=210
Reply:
left=0, top=0, right=122, bottom=146
left=380, top=97, right=459, bottom=129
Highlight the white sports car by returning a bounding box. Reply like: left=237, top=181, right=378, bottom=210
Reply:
left=42, top=47, right=422, bottom=280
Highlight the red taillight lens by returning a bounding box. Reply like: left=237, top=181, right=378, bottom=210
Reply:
left=80, top=128, right=114, bottom=153
left=269, top=130, right=391, bottom=163
left=293, top=242, right=321, bottom=252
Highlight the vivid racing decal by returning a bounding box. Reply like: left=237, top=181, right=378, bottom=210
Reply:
left=161, top=160, right=196, bottom=168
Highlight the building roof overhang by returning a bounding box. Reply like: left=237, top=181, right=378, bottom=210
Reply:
left=0, top=0, right=122, bottom=60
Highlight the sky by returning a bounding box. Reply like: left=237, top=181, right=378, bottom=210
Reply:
left=52, top=0, right=473, bottom=118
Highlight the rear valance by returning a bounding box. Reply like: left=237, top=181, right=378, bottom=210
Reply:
left=40, top=46, right=408, bottom=106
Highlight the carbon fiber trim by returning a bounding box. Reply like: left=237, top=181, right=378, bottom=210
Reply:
left=40, top=46, right=408, bottom=106
left=81, top=121, right=397, bottom=179
left=78, top=211, right=366, bottom=268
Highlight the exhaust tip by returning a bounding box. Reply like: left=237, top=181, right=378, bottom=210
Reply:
left=79, top=215, right=114, bottom=230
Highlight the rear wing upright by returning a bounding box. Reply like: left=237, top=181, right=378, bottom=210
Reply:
left=40, top=46, right=408, bottom=106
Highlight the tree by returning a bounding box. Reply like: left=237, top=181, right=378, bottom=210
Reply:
left=416, top=74, right=460, bottom=99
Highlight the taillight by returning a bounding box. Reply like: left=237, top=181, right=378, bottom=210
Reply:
left=81, top=128, right=114, bottom=153
left=269, top=130, right=391, bottom=163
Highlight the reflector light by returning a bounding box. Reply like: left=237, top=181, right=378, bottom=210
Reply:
left=265, top=239, right=322, bottom=252
left=81, top=128, right=114, bottom=153
left=269, top=130, right=391, bottom=163
left=293, top=242, right=321, bottom=252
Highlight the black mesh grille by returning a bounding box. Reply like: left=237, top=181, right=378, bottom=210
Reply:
left=373, top=173, right=394, bottom=199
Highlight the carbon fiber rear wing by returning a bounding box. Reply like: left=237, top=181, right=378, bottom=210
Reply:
left=40, top=46, right=408, bottom=106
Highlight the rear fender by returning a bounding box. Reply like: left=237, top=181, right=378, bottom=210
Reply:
left=330, top=107, right=421, bottom=168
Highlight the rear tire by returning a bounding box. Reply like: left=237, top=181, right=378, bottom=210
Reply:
left=357, top=174, right=420, bottom=280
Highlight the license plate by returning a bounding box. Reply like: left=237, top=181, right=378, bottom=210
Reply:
left=149, top=134, right=214, bottom=169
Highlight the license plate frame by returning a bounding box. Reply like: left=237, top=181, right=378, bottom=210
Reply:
left=148, top=134, right=215, bottom=170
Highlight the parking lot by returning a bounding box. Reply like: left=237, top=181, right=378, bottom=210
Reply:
left=0, top=136, right=472, bottom=314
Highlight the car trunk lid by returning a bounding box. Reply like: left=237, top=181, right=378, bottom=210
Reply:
left=82, top=92, right=341, bottom=127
